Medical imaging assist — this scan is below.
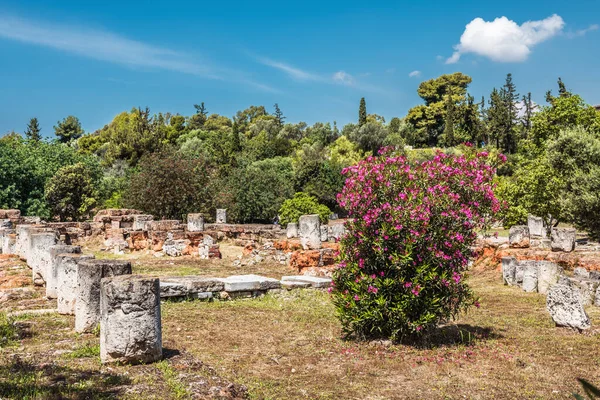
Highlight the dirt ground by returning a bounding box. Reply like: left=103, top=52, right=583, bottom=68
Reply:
left=1, top=247, right=599, bottom=399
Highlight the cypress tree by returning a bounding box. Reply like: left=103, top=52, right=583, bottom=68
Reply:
left=273, top=103, right=285, bottom=127
left=358, top=97, right=367, bottom=126
left=25, top=117, right=42, bottom=142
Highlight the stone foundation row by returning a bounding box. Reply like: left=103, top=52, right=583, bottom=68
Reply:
left=502, top=257, right=599, bottom=330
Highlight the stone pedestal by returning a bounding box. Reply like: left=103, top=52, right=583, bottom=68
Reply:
left=537, top=261, right=562, bottom=295
left=56, top=254, right=95, bottom=315
left=29, top=232, right=58, bottom=284
left=522, top=262, right=538, bottom=292
left=509, top=225, right=530, bottom=248
left=133, top=215, right=154, bottom=231
left=100, top=276, right=162, bottom=364
left=46, top=245, right=81, bottom=298
left=187, top=213, right=205, bottom=232
left=527, top=215, right=546, bottom=238
left=216, top=209, right=227, bottom=224
left=299, top=214, right=321, bottom=250
left=1, top=232, right=16, bottom=255
left=286, top=223, right=298, bottom=239
left=551, top=228, right=576, bottom=252
left=75, top=259, right=132, bottom=333
left=501, top=256, right=517, bottom=285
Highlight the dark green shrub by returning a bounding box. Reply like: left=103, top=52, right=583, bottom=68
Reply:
left=278, top=192, right=331, bottom=226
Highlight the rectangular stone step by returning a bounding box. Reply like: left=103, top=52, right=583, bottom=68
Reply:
left=281, top=275, right=332, bottom=288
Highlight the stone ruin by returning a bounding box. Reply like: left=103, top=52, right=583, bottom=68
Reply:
left=502, top=256, right=599, bottom=330
left=0, top=209, right=337, bottom=365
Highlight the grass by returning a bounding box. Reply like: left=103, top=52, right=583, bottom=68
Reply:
left=0, top=313, right=19, bottom=347
left=3, top=246, right=600, bottom=398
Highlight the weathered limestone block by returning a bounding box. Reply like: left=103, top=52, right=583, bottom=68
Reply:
left=281, top=275, right=332, bottom=288
left=187, top=214, right=205, bottom=232
left=546, top=283, right=591, bottom=330
left=551, top=228, right=576, bottom=252
left=530, top=238, right=551, bottom=250
left=216, top=209, right=227, bottom=224
left=163, top=239, right=189, bottom=257
left=515, top=260, right=536, bottom=287
left=75, top=259, right=132, bottom=333
left=509, top=225, right=530, bottom=248
left=160, top=276, right=224, bottom=298
left=501, top=256, right=517, bottom=285
left=56, top=254, right=95, bottom=315
left=148, top=220, right=181, bottom=232
left=15, top=225, right=39, bottom=260
left=222, top=274, right=281, bottom=292
left=566, top=277, right=599, bottom=307
left=46, top=245, right=81, bottom=298
left=100, top=276, right=162, bottom=364
left=0, top=219, right=12, bottom=229
left=1, top=230, right=15, bottom=255
left=286, top=223, right=298, bottom=239
left=299, top=215, right=321, bottom=250
left=319, top=226, right=328, bottom=242
left=537, top=261, right=563, bottom=295
left=573, top=267, right=590, bottom=279
left=527, top=215, right=546, bottom=238
left=133, top=215, right=154, bottom=231
left=595, top=286, right=600, bottom=307
left=522, top=262, right=538, bottom=292
left=328, top=224, right=346, bottom=242
left=29, top=232, right=58, bottom=284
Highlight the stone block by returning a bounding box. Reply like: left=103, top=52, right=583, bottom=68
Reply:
left=159, top=276, right=224, bottom=298
left=100, top=276, right=162, bottom=364
left=501, top=256, right=517, bottom=285
left=299, top=215, right=321, bottom=250
left=29, top=232, right=58, bottom=284
left=328, top=224, right=346, bottom=242
left=163, top=239, right=189, bottom=257
left=509, top=225, right=530, bottom=248
left=530, top=238, right=552, bottom=249
left=537, top=261, right=563, bottom=295
left=148, top=220, right=181, bottom=231
left=566, top=277, right=599, bottom=307
left=286, top=223, right=298, bottom=239
left=281, top=275, right=333, bottom=288
left=320, top=226, right=328, bottom=242
left=216, top=209, right=227, bottom=224
left=281, top=280, right=312, bottom=290
left=46, top=245, right=81, bottom=298
left=516, top=260, right=537, bottom=287
left=187, top=213, right=205, bottom=232
left=222, top=274, right=281, bottom=292
left=574, top=267, right=590, bottom=279
left=133, top=215, right=154, bottom=231
left=56, top=254, right=95, bottom=315
left=75, top=259, right=132, bottom=333
left=546, top=283, right=591, bottom=330
left=527, top=215, right=547, bottom=238
left=595, top=286, right=600, bottom=307
left=551, top=228, right=576, bottom=252
left=522, top=262, right=538, bottom=292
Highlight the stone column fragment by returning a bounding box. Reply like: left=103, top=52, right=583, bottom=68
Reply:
left=522, top=262, right=538, bottom=292
left=216, top=209, right=227, bottom=224
left=46, top=245, right=81, bottom=298
left=551, top=228, right=576, bottom=252
left=29, top=232, right=58, bottom=285
left=100, top=275, right=162, bottom=364
left=501, top=257, right=517, bottom=285
left=537, top=261, right=562, bottom=295
left=187, top=213, right=205, bottom=232
left=75, top=259, right=132, bottom=333
left=286, top=223, right=298, bottom=239
left=56, top=254, right=95, bottom=315
left=299, top=214, right=321, bottom=250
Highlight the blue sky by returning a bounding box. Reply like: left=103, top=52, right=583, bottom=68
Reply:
left=0, top=0, right=598, bottom=136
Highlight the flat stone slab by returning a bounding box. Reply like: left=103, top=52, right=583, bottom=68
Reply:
left=281, top=280, right=312, bottom=289
left=281, top=275, right=332, bottom=288
left=160, top=276, right=224, bottom=297
left=221, top=274, right=281, bottom=292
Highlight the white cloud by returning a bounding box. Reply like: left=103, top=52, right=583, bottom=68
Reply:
left=0, top=13, right=278, bottom=92
left=332, top=70, right=354, bottom=85
left=254, top=57, right=321, bottom=81
left=446, top=14, right=565, bottom=64
left=408, top=70, right=421, bottom=78
left=566, top=24, right=599, bottom=38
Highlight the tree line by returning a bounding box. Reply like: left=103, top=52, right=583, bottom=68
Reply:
left=2, top=72, right=600, bottom=237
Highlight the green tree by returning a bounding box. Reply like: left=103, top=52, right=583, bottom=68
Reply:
left=123, top=149, right=214, bottom=219
left=25, top=118, right=42, bottom=142
left=54, top=115, right=84, bottom=143
left=273, top=103, right=285, bottom=127
left=406, top=73, right=473, bottom=146
left=278, top=192, right=331, bottom=226
left=358, top=97, right=367, bottom=126
left=189, top=102, right=208, bottom=129
left=45, top=162, right=98, bottom=221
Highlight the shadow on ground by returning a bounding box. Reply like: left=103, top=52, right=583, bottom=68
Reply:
left=0, top=356, right=130, bottom=400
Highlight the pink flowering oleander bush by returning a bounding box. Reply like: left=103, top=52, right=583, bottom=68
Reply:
left=331, top=148, right=503, bottom=341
